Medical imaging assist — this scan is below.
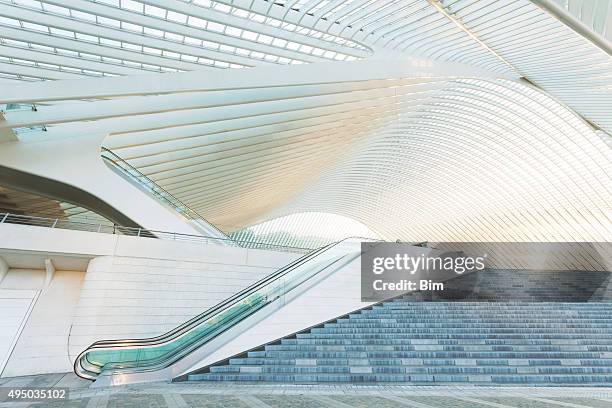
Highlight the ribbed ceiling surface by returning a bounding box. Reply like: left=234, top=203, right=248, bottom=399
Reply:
left=0, top=0, right=610, bottom=242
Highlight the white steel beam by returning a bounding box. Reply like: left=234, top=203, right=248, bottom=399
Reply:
left=139, top=0, right=370, bottom=57
left=0, top=58, right=506, bottom=104
left=0, top=78, right=442, bottom=128
left=43, top=0, right=321, bottom=64
left=0, top=46, right=147, bottom=76
left=0, top=25, right=206, bottom=72
left=531, top=0, right=612, bottom=56
left=0, top=61, right=84, bottom=80
left=28, top=84, right=435, bottom=137
left=0, top=3, right=259, bottom=67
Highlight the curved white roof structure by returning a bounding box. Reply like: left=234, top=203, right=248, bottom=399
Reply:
left=0, top=0, right=610, bottom=242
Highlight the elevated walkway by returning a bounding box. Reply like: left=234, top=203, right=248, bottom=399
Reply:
left=0, top=212, right=311, bottom=254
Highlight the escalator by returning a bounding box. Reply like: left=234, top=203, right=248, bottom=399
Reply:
left=74, top=238, right=370, bottom=385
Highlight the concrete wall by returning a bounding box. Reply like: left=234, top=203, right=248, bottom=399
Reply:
left=183, top=243, right=370, bottom=376
left=0, top=286, right=38, bottom=377
left=1, top=270, right=84, bottom=377
left=68, top=249, right=297, bottom=361
left=0, top=223, right=300, bottom=377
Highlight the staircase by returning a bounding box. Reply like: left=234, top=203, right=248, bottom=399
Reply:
left=188, top=300, right=612, bottom=385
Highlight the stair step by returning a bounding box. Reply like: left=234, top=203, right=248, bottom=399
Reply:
left=208, top=365, right=612, bottom=374
left=263, top=345, right=612, bottom=352
left=339, top=318, right=612, bottom=322
left=247, top=352, right=608, bottom=359
left=227, top=358, right=612, bottom=366
left=281, top=338, right=612, bottom=345
left=190, top=301, right=612, bottom=385
left=301, top=332, right=612, bottom=338
left=189, top=373, right=612, bottom=385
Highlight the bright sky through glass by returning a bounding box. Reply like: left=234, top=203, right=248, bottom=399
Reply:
left=248, top=212, right=380, bottom=240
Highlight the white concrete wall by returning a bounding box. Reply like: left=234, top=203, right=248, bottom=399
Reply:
left=0, top=287, right=38, bottom=377
left=2, top=270, right=84, bottom=377
left=68, top=249, right=296, bottom=361
left=0, top=223, right=116, bottom=258
left=92, top=241, right=373, bottom=386
left=184, top=243, right=369, bottom=375
left=0, top=223, right=300, bottom=377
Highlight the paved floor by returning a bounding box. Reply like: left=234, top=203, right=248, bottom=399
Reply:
left=1, top=373, right=612, bottom=408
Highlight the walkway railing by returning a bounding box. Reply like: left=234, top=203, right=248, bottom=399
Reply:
left=0, top=212, right=311, bottom=254
left=100, top=147, right=227, bottom=239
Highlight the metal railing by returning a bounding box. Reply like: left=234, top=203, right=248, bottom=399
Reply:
left=100, top=147, right=227, bottom=238
left=0, top=212, right=311, bottom=254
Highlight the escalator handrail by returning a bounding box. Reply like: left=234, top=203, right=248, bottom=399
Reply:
left=83, top=242, right=330, bottom=348
left=78, top=254, right=351, bottom=379
left=75, top=237, right=376, bottom=378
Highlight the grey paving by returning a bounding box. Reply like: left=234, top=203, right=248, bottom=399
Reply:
left=309, top=395, right=355, bottom=408
left=29, top=398, right=92, bottom=408
left=162, top=394, right=189, bottom=408
left=477, top=397, right=576, bottom=408
left=549, top=398, right=612, bottom=408
left=382, top=395, right=437, bottom=408
left=84, top=395, right=107, bottom=408
left=107, top=394, right=166, bottom=408
left=236, top=395, right=271, bottom=408
left=327, top=395, right=424, bottom=408
left=546, top=398, right=612, bottom=408
left=0, top=373, right=611, bottom=407
left=183, top=394, right=250, bottom=408
left=528, top=397, right=600, bottom=408
left=401, top=395, right=496, bottom=408
left=453, top=396, right=515, bottom=408
left=0, top=373, right=90, bottom=392
left=255, top=394, right=326, bottom=407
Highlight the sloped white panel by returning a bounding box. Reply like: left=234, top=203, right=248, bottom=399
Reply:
left=0, top=289, right=38, bottom=376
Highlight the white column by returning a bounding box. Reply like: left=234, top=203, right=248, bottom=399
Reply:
left=43, top=259, right=55, bottom=288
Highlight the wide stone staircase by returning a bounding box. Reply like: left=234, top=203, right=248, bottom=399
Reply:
left=188, top=300, right=612, bottom=385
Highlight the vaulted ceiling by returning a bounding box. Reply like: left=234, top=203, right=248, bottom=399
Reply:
left=0, top=0, right=610, bottom=242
